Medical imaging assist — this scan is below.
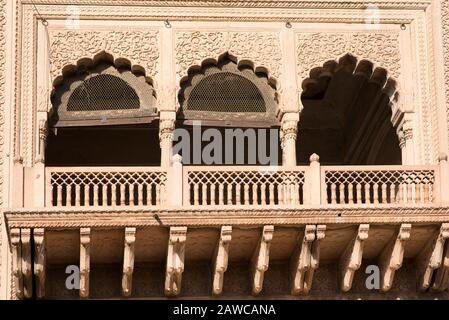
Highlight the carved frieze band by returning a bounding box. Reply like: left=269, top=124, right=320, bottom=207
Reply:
left=175, top=31, right=282, bottom=80
left=296, top=31, right=401, bottom=81
left=442, top=1, right=449, bottom=147
left=49, top=30, right=160, bottom=81
left=20, top=1, right=435, bottom=10
left=0, top=0, right=6, bottom=295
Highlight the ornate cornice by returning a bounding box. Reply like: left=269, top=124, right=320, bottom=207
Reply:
left=21, top=0, right=433, bottom=10
left=4, top=205, right=449, bottom=228
left=23, top=5, right=418, bottom=23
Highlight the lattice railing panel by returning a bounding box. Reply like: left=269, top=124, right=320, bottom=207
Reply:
left=46, top=168, right=167, bottom=207
left=186, top=167, right=306, bottom=206
left=323, top=167, right=437, bottom=205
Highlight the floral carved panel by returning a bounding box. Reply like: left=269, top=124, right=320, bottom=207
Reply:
left=296, top=31, right=401, bottom=81
left=49, top=30, right=160, bottom=80
left=175, top=31, right=282, bottom=80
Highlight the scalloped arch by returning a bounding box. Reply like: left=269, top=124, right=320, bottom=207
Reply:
left=298, top=53, right=402, bottom=165
left=178, top=53, right=280, bottom=126
left=50, top=51, right=158, bottom=127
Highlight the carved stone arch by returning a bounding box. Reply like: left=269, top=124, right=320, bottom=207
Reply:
left=297, top=53, right=402, bottom=165
left=50, top=51, right=158, bottom=127
left=178, top=53, right=280, bottom=127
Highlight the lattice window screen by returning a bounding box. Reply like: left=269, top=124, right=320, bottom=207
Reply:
left=186, top=72, right=266, bottom=113
left=67, top=74, right=140, bottom=111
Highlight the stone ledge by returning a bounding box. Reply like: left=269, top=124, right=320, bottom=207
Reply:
left=4, top=204, right=449, bottom=228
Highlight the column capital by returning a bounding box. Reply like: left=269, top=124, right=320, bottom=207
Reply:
left=159, top=118, right=176, bottom=145
left=280, top=113, right=299, bottom=144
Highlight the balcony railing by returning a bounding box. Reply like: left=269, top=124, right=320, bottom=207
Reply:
left=45, top=167, right=167, bottom=207
left=45, top=156, right=446, bottom=208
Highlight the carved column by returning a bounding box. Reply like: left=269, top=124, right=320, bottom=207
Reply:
left=79, top=228, right=91, bottom=299
left=159, top=111, right=176, bottom=168
left=438, top=153, right=449, bottom=203
left=280, top=113, right=299, bottom=167
left=35, top=119, right=48, bottom=164
left=397, top=115, right=414, bottom=165
left=122, top=227, right=136, bottom=297
left=32, top=119, right=48, bottom=207
left=34, top=228, right=46, bottom=299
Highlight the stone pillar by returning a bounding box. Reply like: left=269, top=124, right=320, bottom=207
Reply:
left=397, top=115, right=414, bottom=165
left=36, top=119, right=48, bottom=164
left=33, top=119, right=48, bottom=207
left=438, top=153, right=449, bottom=203
left=280, top=113, right=299, bottom=167
left=159, top=111, right=176, bottom=168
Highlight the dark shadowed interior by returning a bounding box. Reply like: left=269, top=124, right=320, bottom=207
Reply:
left=297, top=54, right=401, bottom=165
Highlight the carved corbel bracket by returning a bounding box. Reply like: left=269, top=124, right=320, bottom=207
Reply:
left=290, top=225, right=315, bottom=295
left=34, top=228, right=46, bottom=299
left=304, top=225, right=326, bottom=294
left=122, top=227, right=136, bottom=297
left=165, top=227, right=187, bottom=297
left=379, top=224, right=411, bottom=292
left=433, top=239, right=449, bottom=292
left=21, top=229, right=33, bottom=299
left=251, top=225, right=274, bottom=295
left=212, top=226, right=232, bottom=296
left=417, top=223, right=449, bottom=291
left=11, top=229, right=23, bottom=299
left=79, top=228, right=91, bottom=299
left=340, top=224, right=370, bottom=292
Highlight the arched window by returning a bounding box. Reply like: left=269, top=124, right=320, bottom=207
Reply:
left=176, top=55, right=281, bottom=165
left=297, top=54, right=401, bottom=165
left=51, top=60, right=157, bottom=127
left=46, top=55, right=160, bottom=166
left=178, top=56, right=278, bottom=127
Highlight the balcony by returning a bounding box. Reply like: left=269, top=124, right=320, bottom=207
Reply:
left=44, top=155, right=445, bottom=209
left=6, top=155, right=449, bottom=299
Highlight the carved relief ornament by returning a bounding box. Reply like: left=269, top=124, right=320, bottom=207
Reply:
left=49, top=30, right=160, bottom=81
left=175, top=31, right=282, bottom=81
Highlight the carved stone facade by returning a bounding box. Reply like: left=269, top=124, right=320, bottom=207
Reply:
left=443, top=1, right=449, bottom=147
left=175, top=31, right=282, bottom=80
left=296, top=31, right=401, bottom=81
left=49, top=30, right=160, bottom=81
left=1, top=0, right=449, bottom=300
left=0, top=0, right=5, bottom=299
